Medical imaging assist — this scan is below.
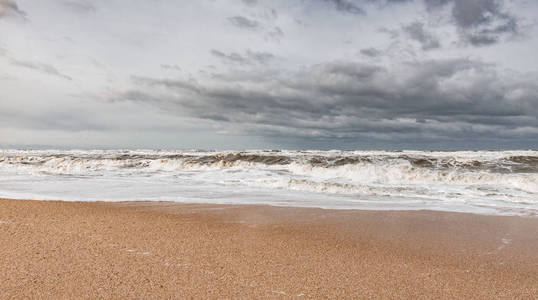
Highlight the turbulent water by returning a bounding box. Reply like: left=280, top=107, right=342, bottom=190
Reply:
left=1, top=149, right=537, bottom=216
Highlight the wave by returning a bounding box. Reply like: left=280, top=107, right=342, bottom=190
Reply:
left=2, top=149, right=537, bottom=168
left=1, top=149, right=537, bottom=198
left=1, top=149, right=537, bottom=216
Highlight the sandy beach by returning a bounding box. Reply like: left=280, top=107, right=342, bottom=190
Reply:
left=1, top=198, right=537, bottom=299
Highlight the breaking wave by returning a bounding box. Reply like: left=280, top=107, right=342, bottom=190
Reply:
left=0, top=149, right=537, bottom=216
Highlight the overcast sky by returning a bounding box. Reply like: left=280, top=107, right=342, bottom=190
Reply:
left=1, top=0, right=537, bottom=149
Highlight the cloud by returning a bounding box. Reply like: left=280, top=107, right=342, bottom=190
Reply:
left=1, top=0, right=536, bottom=149
left=267, top=26, right=284, bottom=41
left=360, top=47, right=382, bottom=57
left=62, top=0, right=96, bottom=14
left=241, top=0, right=258, bottom=6
left=0, top=0, right=26, bottom=19
left=402, top=21, right=441, bottom=50
left=161, top=64, right=182, bottom=71
left=0, top=108, right=110, bottom=132
left=10, top=59, right=72, bottom=80
left=423, top=0, right=519, bottom=46
left=323, top=0, right=365, bottom=15
left=424, top=0, right=451, bottom=11
left=211, top=49, right=276, bottom=66
left=228, top=15, right=261, bottom=30
left=113, top=58, right=538, bottom=144
left=227, top=15, right=284, bottom=41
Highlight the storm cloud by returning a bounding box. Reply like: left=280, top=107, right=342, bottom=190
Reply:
left=424, top=0, right=519, bottom=45
left=116, top=57, right=538, bottom=145
left=0, top=0, right=536, bottom=149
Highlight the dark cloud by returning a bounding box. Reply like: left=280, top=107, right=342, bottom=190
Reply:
left=0, top=0, right=26, bottom=19
left=424, top=0, right=519, bottom=46
left=323, top=0, right=365, bottom=15
left=402, top=21, right=441, bottom=50
left=10, top=59, right=72, bottom=80
left=62, top=0, right=96, bottom=14
left=375, top=0, right=520, bottom=46
left=114, top=58, right=538, bottom=145
left=360, top=47, right=382, bottom=57
left=228, top=16, right=261, bottom=30
left=1, top=0, right=535, bottom=149
left=211, top=49, right=276, bottom=66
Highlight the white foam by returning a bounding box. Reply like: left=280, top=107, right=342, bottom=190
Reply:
left=0, top=149, right=537, bottom=216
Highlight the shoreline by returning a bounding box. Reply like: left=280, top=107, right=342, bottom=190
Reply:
left=3, top=196, right=536, bottom=218
left=1, top=198, right=537, bottom=298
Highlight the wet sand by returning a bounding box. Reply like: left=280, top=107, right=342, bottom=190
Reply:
left=1, top=198, right=537, bottom=299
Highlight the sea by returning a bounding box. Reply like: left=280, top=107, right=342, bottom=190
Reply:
left=1, top=149, right=537, bottom=216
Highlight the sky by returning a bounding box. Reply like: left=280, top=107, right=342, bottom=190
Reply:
left=1, top=0, right=537, bottom=150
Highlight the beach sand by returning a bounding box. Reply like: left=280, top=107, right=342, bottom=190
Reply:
left=1, top=198, right=537, bottom=299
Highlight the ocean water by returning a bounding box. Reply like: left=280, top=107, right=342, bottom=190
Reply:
left=0, top=149, right=537, bottom=216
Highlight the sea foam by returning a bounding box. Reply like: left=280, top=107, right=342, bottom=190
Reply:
left=0, top=149, right=537, bottom=216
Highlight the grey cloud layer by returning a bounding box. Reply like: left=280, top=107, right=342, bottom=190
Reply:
left=116, top=58, right=538, bottom=144
left=1, top=0, right=536, bottom=149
